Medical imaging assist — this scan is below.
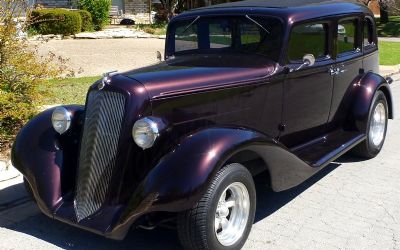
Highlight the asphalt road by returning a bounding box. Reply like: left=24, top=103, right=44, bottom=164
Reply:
left=0, top=79, right=399, bottom=249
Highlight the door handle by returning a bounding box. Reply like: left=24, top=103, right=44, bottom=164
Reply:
left=329, top=68, right=339, bottom=76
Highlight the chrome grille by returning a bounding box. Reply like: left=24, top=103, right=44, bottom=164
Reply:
left=74, top=90, right=125, bottom=221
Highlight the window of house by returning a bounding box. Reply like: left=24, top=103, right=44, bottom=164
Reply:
left=288, top=23, right=329, bottom=62
left=337, top=19, right=358, bottom=55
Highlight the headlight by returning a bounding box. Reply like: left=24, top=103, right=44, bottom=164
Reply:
left=132, top=117, right=159, bottom=149
left=51, top=106, right=72, bottom=134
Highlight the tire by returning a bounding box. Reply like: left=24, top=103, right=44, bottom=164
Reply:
left=177, top=163, right=256, bottom=250
left=352, top=90, right=388, bottom=159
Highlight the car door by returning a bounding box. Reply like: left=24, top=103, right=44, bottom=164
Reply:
left=279, top=21, right=335, bottom=148
left=327, top=16, right=364, bottom=128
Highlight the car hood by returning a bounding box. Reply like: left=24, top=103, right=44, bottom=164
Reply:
left=122, top=54, right=276, bottom=99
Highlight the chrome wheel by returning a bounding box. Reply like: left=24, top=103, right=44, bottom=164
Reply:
left=214, top=182, right=250, bottom=246
left=369, top=102, right=386, bottom=147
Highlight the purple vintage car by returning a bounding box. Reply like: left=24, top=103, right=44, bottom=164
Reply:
left=12, top=0, right=394, bottom=249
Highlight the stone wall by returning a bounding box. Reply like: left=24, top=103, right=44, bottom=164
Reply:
left=35, top=0, right=73, bottom=8
left=124, top=0, right=150, bottom=23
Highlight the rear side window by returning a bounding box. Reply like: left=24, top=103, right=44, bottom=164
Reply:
left=288, top=23, right=329, bottom=62
left=337, top=19, right=358, bottom=55
left=363, top=18, right=375, bottom=47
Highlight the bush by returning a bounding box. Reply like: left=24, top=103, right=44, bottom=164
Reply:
left=78, top=0, right=111, bottom=31
left=1, top=0, right=73, bottom=155
left=75, top=9, right=93, bottom=31
left=30, top=9, right=82, bottom=35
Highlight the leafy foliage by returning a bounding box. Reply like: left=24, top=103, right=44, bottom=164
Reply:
left=0, top=0, right=73, bottom=154
left=78, top=0, right=111, bottom=31
left=75, top=10, right=93, bottom=32
left=30, top=9, right=82, bottom=35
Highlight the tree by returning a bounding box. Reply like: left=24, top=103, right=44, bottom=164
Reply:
left=0, top=0, right=73, bottom=154
left=358, top=0, right=399, bottom=23
left=160, top=0, right=185, bottom=20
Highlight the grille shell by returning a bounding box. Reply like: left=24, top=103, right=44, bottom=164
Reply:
left=74, top=90, right=126, bottom=221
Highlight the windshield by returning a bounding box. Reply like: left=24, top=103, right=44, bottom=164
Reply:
left=167, top=16, right=283, bottom=62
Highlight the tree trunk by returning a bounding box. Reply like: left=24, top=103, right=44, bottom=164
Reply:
left=380, top=3, right=389, bottom=23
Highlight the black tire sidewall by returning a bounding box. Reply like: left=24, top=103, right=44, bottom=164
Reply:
left=205, top=164, right=256, bottom=250
left=365, top=91, right=388, bottom=156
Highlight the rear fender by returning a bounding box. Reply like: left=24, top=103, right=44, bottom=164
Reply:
left=352, top=72, right=393, bottom=132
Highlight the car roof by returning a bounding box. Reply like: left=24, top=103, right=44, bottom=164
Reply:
left=175, top=0, right=372, bottom=23
left=194, top=0, right=359, bottom=9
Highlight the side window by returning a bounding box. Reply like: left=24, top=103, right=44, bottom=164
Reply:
left=288, top=23, right=329, bottom=62
left=209, top=20, right=232, bottom=48
left=337, top=19, right=358, bottom=55
left=175, top=22, right=198, bottom=52
left=363, top=18, right=375, bottom=47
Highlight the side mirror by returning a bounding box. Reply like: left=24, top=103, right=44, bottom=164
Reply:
left=293, top=54, right=315, bottom=72
left=303, top=54, right=315, bottom=67
left=156, top=51, right=162, bottom=61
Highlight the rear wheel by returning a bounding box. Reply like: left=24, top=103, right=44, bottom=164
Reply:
left=177, top=163, right=256, bottom=250
left=352, top=90, right=388, bottom=158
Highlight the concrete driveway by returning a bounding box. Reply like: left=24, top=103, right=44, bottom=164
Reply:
left=34, top=38, right=165, bottom=77
left=1, top=78, right=399, bottom=249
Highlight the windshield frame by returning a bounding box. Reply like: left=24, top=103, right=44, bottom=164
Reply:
left=165, top=14, right=286, bottom=63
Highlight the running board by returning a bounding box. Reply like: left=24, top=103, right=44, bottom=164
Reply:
left=291, top=130, right=366, bottom=168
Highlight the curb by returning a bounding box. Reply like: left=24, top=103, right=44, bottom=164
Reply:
left=0, top=160, right=20, bottom=182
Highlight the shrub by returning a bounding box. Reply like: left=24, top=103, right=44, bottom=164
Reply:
left=144, top=27, right=155, bottom=34
left=78, top=0, right=111, bottom=31
left=0, top=0, right=74, bottom=155
left=75, top=9, right=93, bottom=31
left=30, top=9, right=82, bottom=35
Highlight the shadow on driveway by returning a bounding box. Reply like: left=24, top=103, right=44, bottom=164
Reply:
left=0, top=155, right=362, bottom=249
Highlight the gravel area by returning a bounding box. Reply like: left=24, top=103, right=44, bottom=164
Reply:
left=34, top=38, right=165, bottom=77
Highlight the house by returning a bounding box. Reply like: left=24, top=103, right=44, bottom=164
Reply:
left=31, top=0, right=151, bottom=23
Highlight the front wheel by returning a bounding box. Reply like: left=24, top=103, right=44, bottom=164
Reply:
left=352, top=90, right=388, bottom=158
left=177, top=163, right=256, bottom=250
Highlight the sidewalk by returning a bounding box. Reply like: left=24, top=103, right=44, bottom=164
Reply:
left=379, top=37, right=400, bottom=42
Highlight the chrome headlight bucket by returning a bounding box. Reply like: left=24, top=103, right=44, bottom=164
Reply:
left=51, top=106, right=72, bottom=134
left=132, top=117, right=162, bottom=149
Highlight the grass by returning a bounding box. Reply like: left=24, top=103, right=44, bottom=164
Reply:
left=375, top=16, right=400, bottom=37
left=133, top=23, right=167, bottom=35
left=37, top=76, right=100, bottom=106
left=379, top=41, right=400, bottom=65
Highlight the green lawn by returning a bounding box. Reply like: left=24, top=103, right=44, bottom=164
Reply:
left=133, top=23, right=167, bottom=35
left=37, top=76, right=100, bottom=106
left=376, top=16, right=400, bottom=37
left=379, top=41, right=400, bottom=65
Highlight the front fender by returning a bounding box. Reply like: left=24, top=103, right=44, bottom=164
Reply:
left=352, top=72, right=393, bottom=132
left=118, top=126, right=321, bottom=231
left=11, top=105, right=84, bottom=215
